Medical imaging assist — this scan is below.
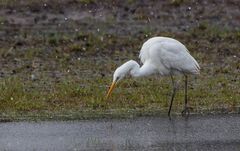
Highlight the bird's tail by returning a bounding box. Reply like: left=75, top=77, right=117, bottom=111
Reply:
left=193, top=59, right=200, bottom=74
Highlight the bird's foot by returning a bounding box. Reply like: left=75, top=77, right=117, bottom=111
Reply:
left=181, top=106, right=193, bottom=116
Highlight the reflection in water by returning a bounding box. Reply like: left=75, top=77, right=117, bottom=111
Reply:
left=83, top=117, right=177, bottom=149
left=80, top=115, right=240, bottom=150
left=0, top=115, right=239, bottom=150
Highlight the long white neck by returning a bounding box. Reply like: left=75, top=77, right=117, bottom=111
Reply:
left=121, top=60, right=156, bottom=78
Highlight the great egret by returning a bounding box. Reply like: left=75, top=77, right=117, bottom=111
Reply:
left=106, top=37, right=200, bottom=116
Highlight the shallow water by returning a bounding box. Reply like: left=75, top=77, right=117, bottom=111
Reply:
left=0, top=114, right=240, bottom=150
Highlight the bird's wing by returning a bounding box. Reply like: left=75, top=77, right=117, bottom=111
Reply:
left=139, top=37, right=190, bottom=64
left=149, top=41, right=200, bottom=74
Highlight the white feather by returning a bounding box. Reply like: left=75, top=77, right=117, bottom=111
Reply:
left=139, top=37, right=200, bottom=75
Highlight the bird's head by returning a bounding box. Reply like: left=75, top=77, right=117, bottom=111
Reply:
left=106, top=66, right=128, bottom=99
left=106, top=60, right=139, bottom=99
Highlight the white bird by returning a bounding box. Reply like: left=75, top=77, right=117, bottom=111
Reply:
left=106, top=37, right=200, bottom=117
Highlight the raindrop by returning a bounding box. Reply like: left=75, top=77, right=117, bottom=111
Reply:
left=64, top=17, right=68, bottom=21
left=77, top=57, right=81, bottom=61
left=31, top=74, right=36, bottom=81
left=97, top=28, right=100, bottom=32
left=43, top=3, right=47, bottom=7
left=147, top=17, right=151, bottom=23
left=185, top=25, right=190, bottom=29
left=75, top=29, right=79, bottom=32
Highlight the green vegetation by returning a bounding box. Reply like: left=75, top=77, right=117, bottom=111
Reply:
left=0, top=1, right=239, bottom=121
left=0, top=23, right=239, bottom=121
left=170, top=0, right=189, bottom=6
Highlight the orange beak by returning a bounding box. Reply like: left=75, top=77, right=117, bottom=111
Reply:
left=106, top=81, right=116, bottom=99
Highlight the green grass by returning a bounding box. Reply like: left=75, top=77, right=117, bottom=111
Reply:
left=0, top=69, right=239, bottom=121
left=170, top=0, right=189, bottom=6
left=0, top=20, right=239, bottom=121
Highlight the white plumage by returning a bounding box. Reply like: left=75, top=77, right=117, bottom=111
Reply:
left=107, top=36, right=200, bottom=117
left=139, top=37, right=200, bottom=75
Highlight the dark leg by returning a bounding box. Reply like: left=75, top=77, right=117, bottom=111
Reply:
left=181, top=75, right=192, bottom=116
left=168, top=75, right=177, bottom=117
left=184, top=75, right=188, bottom=109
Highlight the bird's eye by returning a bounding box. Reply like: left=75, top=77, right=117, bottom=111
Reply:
left=116, top=77, right=120, bottom=81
